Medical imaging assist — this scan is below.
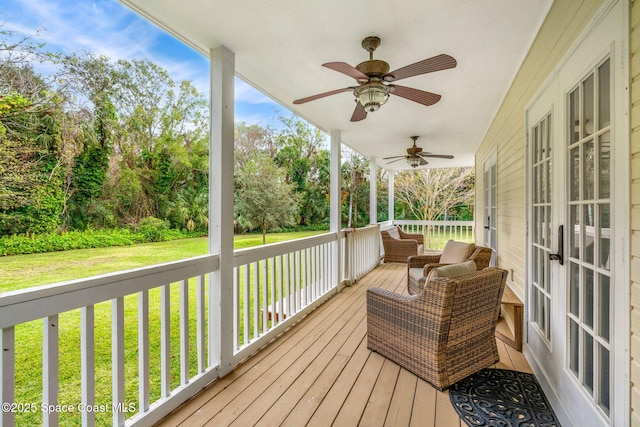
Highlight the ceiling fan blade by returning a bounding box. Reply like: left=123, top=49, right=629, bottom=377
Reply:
left=323, top=62, right=369, bottom=81
left=386, top=157, right=406, bottom=164
left=350, top=102, right=367, bottom=122
left=386, top=54, right=457, bottom=82
left=382, top=155, right=407, bottom=160
left=418, top=153, right=454, bottom=159
left=293, top=87, right=354, bottom=104
left=391, top=85, right=441, bottom=106
left=419, top=158, right=429, bottom=166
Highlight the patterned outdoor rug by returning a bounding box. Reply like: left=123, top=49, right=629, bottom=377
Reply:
left=449, top=368, right=560, bottom=427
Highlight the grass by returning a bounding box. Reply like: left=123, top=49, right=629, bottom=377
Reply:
left=1, top=230, right=326, bottom=426
left=0, top=230, right=326, bottom=293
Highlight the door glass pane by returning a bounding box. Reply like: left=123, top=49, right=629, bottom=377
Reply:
left=598, top=132, right=610, bottom=199
left=570, top=205, right=579, bottom=259
left=570, top=320, right=580, bottom=375
left=570, top=147, right=580, bottom=201
left=599, top=274, right=610, bottom=342
left=570, top=88, right=580, bottom=143
left=599, top=344, right=610, bottom=414
left=546, top=206, right=551, bottom=249
left=584, top=268, right=594, bottom=328
left=584, top=204, right=594, bottom=265
left=584, top=139, right=594, bottom=200
left=599, top=203, right=611, bottom=270
left=584, top=333, right=594, bottom=393
left=546, top=159, right=552, bottom=203
left=570, top=262, right=580, bottom=316
left=599, top=59, right=610, bottom=129
left=583, top=74, right=594, bottom=137
left=540, top=291, right=546, bottom=330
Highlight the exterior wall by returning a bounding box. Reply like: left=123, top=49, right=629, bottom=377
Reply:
left=630, top=0, right=640, bottom=423
left=475, top=0, right=640, bottom=422
left=475, top=0, right=604, bottom=302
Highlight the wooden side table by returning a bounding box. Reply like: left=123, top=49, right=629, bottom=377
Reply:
left=495, top=285, right=523, bottom=351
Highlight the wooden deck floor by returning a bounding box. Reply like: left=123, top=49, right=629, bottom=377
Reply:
left=157, top=263, right=531, bottom=427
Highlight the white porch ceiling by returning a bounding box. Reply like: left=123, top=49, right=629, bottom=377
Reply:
left=121, top=0, right=551, bottom=169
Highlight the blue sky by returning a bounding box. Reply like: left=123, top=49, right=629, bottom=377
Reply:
left=1, top=0, right=286, bottom=128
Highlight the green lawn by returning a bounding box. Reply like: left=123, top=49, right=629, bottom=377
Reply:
left=0, top=230, right=326, bottom=293
left=0, top=230, right=325, bottom=426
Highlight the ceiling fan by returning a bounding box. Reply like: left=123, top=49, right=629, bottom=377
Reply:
left=293, top=36, right=456, bottom=122
left=383, top=136, right=454, bottom=168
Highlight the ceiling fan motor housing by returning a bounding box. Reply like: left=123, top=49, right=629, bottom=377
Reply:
left=355, top=60, right=390, bottom=78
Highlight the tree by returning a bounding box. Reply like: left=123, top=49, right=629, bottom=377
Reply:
left=341, top=148, right=370, bottom=228
left=62, top=54, right=118, bottom=229
left=394, top=167, right=475, bottom=221
left=234, top=122, right=276, bottom=170
left=235, top=154, right=300, bottom=244
left=273, top=115, right=329, bottom=227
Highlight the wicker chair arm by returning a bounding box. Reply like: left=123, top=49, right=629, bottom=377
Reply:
left=407, top=254, right=442, bottom=268
left=422, top=263, right=448, bottom=276
left=398, top=229, right=424, bottom=244
left=469, top=247, right=493, bottom=270
left=386, top=239, right=419, bottom=251
left=367, top=287, right=419, bottom=304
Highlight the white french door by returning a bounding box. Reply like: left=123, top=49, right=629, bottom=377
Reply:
left=525, top=1, right=627, bottom=425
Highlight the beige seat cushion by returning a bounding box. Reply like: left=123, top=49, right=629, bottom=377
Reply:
left=408, top=267, right=424, bottom=284
left=439, top=240, right=475, bottom=264
left=425, top=260, right=477, bottom=284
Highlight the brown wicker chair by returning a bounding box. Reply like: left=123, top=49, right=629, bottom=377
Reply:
left=381, top=226, right=424, bottom=263
left=406, top=244, right=493, bottom=295
left=366, top=267, right=508, bottom=390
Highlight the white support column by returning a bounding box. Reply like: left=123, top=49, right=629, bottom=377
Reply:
left=388, top=169, right=395, bottom=223
left=330, top=130, right=342, bottom=288
left=210, top=46, right=235, bottom=376
left=369, top=157, right=377, bottom=224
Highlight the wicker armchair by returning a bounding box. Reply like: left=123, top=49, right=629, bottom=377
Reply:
left=407, top=243, right=493, bottom=295
left=366, top=267, right=508, bottom=390
left=381, top=226, right=424, bottom=263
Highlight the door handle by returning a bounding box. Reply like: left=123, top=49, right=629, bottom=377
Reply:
left=484, top=216, right=490, bottom=230
left=548, top=225, right=563, bottom=265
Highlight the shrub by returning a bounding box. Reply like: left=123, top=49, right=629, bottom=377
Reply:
left=0, top=227, right=205, bottom=256
left=138, top=217, right=170, bottom=242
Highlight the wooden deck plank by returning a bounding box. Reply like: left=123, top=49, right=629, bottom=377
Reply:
left=384, top=368, right=417, bottom=427
left=410, top=378, right=437, bottom=427
left=206, top=284, right=373, bottom=425
left=505, top=341, right=533, bottom=373
left=157, top=262, right=531, bottom=427
left=305, top=336, right=371, bottom=426
left=435, top=390, right=462, bottom=427
left=360, top=358, right=402, bottom=426
left=331, top=351, right=385, bottom=426
left=260, top=319, right=368, bottom=427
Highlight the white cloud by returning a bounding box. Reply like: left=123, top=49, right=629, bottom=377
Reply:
left=235, top=79, right=276, bottom=105
left=1, top=0, right=285, bottom=127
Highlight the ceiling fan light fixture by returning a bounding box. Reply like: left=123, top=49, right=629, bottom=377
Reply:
left=407, top=156, right=421, bottom=168
left=354, top=81, right=389, bottom=112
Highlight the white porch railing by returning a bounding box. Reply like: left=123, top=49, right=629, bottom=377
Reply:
left=231, top=232, right=342, bottom=364
left=343, top=224, right=383, bottom=283
left=0, top=255, right=220, bottom=427
left=0, top=221, right=475, bottom=427
left=0, top=229, right=386, bottom=427
left=391, top=220, right=475, bottom=250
